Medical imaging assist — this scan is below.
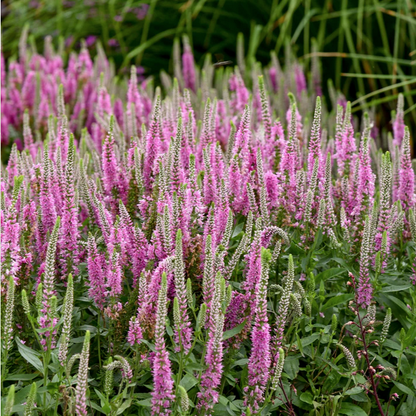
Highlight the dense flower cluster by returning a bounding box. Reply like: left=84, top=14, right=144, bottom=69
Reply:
left=1, top=35, right=414, bottom=415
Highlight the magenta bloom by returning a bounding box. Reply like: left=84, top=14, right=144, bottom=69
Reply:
left=151, top=274, right=175, bottom=415
left=182, top=35, right=196, bottom=92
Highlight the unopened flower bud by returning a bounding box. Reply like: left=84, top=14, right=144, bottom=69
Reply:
left=338, top=343, right=356, bottom=370
left=22, top=289, right=31, bottom=316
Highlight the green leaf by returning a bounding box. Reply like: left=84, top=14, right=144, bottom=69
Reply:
left=11, top=404, right=25, bottom=413
left=283, top=356, right=299, bottom=379
left=339, top=402, right=368, bottom=416
left=122, top=29, right=178, bottom=66
left=140, top=340, right=156, bottom=352
left=46, top=382, right=60, bottom=394
left=102, top=403, right=111, bottom=415
left=393, top=381, right=416, bottom=398
left=315, top=268, right=345, bottom=283
left=403, top=324, right=416, bottom=348
left=323, top=368, right=341, bottom=394
left=231, top=359, right=248, bottom=368
left=382, top=339, right=402, bottom=351
left=350, top=392, right=370, bottom=403
left=90, top=401, right=104, bottom=413
left=116, top=399, right=132, bottom=415
left=71, top=335, right=95, bottom=343
left=376, top=294, right=411, bottom=327
left=297, top=333, right=304, bottom=356
left=16, top=338, right=43, bottom=374
left=288, top=241, right=306, bottom=256
left=380, top=284, right=412, bottom=293
left=231, top=222, right=244, bottom=238
left=332, top=257, right=355, bottom=273
left=5, top=373, right=38, bottom=381
left=300, top=392, right=313, bottom=404
left=94, top=388, right=107, bottom=405
left=222, top=320, right=246, bottom=341
left=298, top=333, right=320, bottom=348
left=180, top=373, right=198, bottom=391
left=345, top=386, right=364, bottom=396
left=322, top=294, right=354, bottom=311
left=385, top=295, right=411, bottom=315
left=137, top=399, right=152, bottom=407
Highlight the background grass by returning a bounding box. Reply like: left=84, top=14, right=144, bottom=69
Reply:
left=2, top=0, right=416, bottom=141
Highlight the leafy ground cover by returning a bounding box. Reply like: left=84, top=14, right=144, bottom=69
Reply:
left=1, top=33, right=416, bottom=415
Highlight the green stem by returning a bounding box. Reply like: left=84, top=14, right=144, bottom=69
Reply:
left=97, top=321, right=102, bottom=368
left=29, top=315, right=42, bottom=350
left=1, top=350, right=8, bottom=392
left=53, top=367, right=63, bottom=415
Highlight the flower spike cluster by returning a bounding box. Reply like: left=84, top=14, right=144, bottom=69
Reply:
left=1, top=35, right=414, bottom=416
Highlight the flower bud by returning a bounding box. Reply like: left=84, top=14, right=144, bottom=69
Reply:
left=36, top=283, right=43, bottom=313
left=380, top=308, right=391, bottom=343
left=24, top=382, right=37, bottom=416
left=337, top=343, right=356, bottom=370
left=197, top=303, right=207, bottom=331
left=331, top=314, right=337, bottom=332
left=178, top=385, right=189, bottom=413
left=4, top=384, right=15, bottom=416
left=375, top=251, right=382, bottom=274
left=104, top=357, right=114, bottom=396
left=225, top=285, right=232, bottom=308
left=271, top=348, right=285, bottom=391
left=22, top=289, right=31, bottom=316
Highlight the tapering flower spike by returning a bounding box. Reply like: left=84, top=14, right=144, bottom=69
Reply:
left=274, top=254, right=295, bottom=353
left=357, top=215, right=373, bottom=308
left=375, top=152, right=392, bottom=252
left=114, top=355, right=133, bottom=382
left=338, top=343, right=356, bottom=370
left=4, top=385, right=15, bottom=416
left=182, top=35, right=196, bottom=92
left=127, top=65, right=144, bottom=126
left=75, top=331, right=91, bottom=416
left=107, top=250, right=123, bottom=298
left=256, top=147, right=269, bottom=227
left=39, top=145, right=57, bottom=237
left=102, top=115, right=119, bottom=196
left=2, top=277, right=15, bottom=352
left=270, top=348, right=285, bottom=391
left=393, top=93, right=405, bottom=147
left=399, top=127, right=414, bottom=211
left=23, top=109, right=36, bottom=160
left=170, top=117, right=183, bottom=194
left=258, top=75, right=272, bottom=142
left=144, top=95, right=162, bottom=190
left=23, top=383, right=37, bottom=416
left=198, top=271, right=225, bottom=414
left=244, top=247, right=272, bottom=414
left=151, top=272, right=175, bottom=415
left=200, top=98, right=212, bottom=152
left=323, top=152, right=336, bottom=228
left=59, top=133, right=79, bottom=276
left=87, top=233, right=107, bottom=309
left=335, top=102, right=356, bottom=179
left=43, top=216, right=61, bottom=304
left=308, top=96, right=322, bottom=182
left=230, top=68, right=249, bottom=113
left=353, top=123, right=375, bottom=224
left=304, top=157, right=319, bottom=224
left=58, top=273, right=74, bottom=365
left=173, top=229, right=192, bottom=353
left=202, top=234, right=216, bottom=325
